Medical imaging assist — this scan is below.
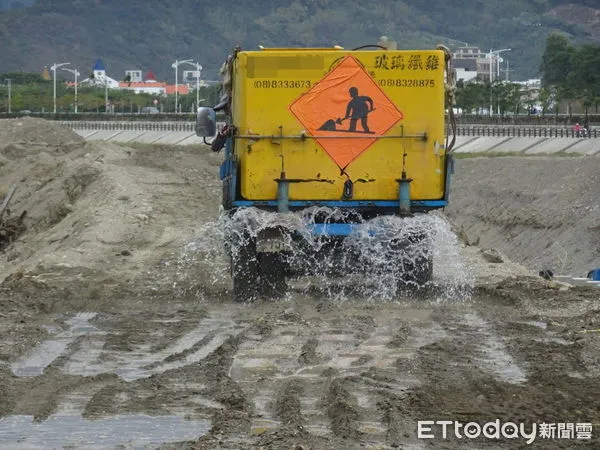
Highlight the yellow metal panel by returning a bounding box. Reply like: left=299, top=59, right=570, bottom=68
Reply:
left=232, top=50, right=446, bottom=201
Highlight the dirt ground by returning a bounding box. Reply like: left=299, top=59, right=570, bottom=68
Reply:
left=0, top=118, right=599, bottom=449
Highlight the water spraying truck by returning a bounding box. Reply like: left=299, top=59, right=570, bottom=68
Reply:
left=197, top=44, right=457, bottom=301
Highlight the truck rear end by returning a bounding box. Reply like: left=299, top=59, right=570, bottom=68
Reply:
left=197, top=45, right=456, bottom=300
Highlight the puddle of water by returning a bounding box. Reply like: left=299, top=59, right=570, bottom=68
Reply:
left=14, top=313, right=243, bottom=382
left=0, top=414, right=211, bottom=449
left=464, top=312, right=527, bottom=384
left=229, top=325, right=308, bottom=381
left=154, top=332, right=234, bottom=375
left=305, top=423, right=332, bottom=437
left=522, top=320, right=548, bottom=329
left=250, top=418, right=280, bottom=436
left=12, top=313, right=100, bottom=377
left=357, top=421, right=387, bottom=435
left=532, top=336, right=572, bottom=346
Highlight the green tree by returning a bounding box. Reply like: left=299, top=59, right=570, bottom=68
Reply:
left=538, top=86, right=555, bottom=116
left=539, top=34, right=573, bottom=87
left=455, top=80, right=489, bottom=114
left=569, top=44, right=600, bottom=115
left=505, top=83, right=525, bottom=115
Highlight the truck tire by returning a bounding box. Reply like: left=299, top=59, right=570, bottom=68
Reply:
left=396, top=233, right=433, bottom=292
left=258, top=252, right=288, bottom=298
left=231, top=238, right=259, bottom=302
left=401, top=254, right=433, bottom=288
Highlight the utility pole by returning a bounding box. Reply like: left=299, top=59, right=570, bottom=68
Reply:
left=5, top=79, right=11, bottom=114
left=488, top=50, right=493, bottom=116
left=50, top=62, right=70, bottom=114
left=62, top=68, right=80, bottom=113
left=175, top=60, right=178, bottom=113
left=181, top=60, right=203, bottom=111
left=195, top=62, right=202, bottom=112
left=486, top=49, right=511, bottom=117
left=172, top=59, right=193, bottom=113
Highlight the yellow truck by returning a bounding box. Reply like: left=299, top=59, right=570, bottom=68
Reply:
left=196, top=44, right=456, bottom=301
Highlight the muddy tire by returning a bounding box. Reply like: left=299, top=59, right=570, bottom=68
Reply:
left=258, top=252, right=288, bottom=298
left=231, top=238, right=259, bottom=302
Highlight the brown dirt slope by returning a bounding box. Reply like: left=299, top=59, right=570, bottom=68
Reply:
left=0, top=117, right=222, bottom=306
left=446, top=156, right=600, bottom=277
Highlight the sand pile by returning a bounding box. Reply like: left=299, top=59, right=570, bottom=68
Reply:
left=0, top=118, right=221, bottom=298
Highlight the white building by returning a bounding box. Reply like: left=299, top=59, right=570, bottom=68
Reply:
left=125, top=70, right=143, bottom=83
left=80, top=59, right=120, bottom=88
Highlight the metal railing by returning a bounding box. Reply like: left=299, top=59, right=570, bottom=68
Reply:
left=456, top=126, right=598, bottom=138
left=59, top=121, right=599, bottom=139
left=60, top=121, right=196, bottom=132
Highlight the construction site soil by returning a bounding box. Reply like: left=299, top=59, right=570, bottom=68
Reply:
left=0, top=117, right=599, bottom=449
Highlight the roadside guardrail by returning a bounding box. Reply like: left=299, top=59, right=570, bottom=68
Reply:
left=59, top=121, right=598, bottom=139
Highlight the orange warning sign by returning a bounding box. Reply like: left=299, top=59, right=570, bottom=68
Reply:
left=290, top=55, right=403, bottom=169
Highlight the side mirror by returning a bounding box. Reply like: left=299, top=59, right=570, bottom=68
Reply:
left=196, top=107, right=217, bottom=137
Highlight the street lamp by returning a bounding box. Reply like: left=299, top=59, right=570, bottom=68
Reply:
left=486, top=49, right=511, bottom=116
left=62, top=67, right=80, bottom=113
left=50, top=62, right=70, bottom=114
left=181, top=60, right=202, bottom=111
left=104, top=76, right=109, bottom=113
left=172, top=59, right=193, bottom=113
left=4, top=79, right=11, bottom=114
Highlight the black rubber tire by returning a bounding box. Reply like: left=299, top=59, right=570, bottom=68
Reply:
left=403, top=255, right=433, bottom=287
left=231, top=238, right=259, bottom=302
left=396, top=233, right=434, bottom=292
left=258, top=252, right=288, bottom=298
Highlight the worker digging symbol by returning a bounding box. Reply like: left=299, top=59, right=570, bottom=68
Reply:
left=290, top=55, right=403, bottom=169
left=345, top=87, right=374, bottom=133
left=318, top=87, right=375, bottom=133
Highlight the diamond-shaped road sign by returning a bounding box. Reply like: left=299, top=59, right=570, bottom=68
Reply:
left=290, top=55, right=404, bottom=169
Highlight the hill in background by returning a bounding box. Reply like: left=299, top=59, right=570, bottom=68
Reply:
left=0, top=0, right=598, bottom=82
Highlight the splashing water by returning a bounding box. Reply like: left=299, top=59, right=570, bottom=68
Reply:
left=170, top=207, right=473, bottom=302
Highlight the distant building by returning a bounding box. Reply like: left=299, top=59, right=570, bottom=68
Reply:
left=119, top=70, right=189, bottom=96
left=454, top=58, right=479, bottom=83
left=165, top=84, right=190, bottom=95
left=41, top=66, right=51, bottom=81
left=125, top=70, right=143, bottom=83
left=453, top=46, right=507, bottom=83
left=145, top=70, right=157, bottom=82
left=76, top=59, right=198, bottom=97
left=182, top=69, right=201, bottom=86
left=80, top=59, right=119, bottom=88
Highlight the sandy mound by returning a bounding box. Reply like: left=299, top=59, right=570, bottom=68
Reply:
left=0, top=118, right=222, bottom=293
left=0, top=117, right=84, bottom=157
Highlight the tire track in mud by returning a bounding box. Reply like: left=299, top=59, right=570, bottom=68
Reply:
left=227, top=305, right=449, bottom=448
left=6, top=299, right=551, bottom=448
left=7, top=310, right=249, bottom=424
left=65, top=313, right=245, bottom=381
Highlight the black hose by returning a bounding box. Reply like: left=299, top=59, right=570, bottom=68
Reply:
left=352, top=45, right=387, bottom=51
